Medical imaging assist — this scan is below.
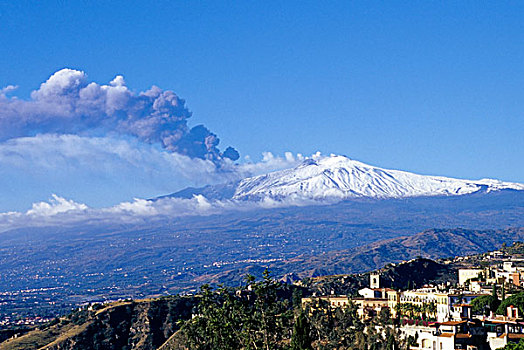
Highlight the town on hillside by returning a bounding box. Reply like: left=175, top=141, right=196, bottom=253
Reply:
left=301, top=244, right=524, bottom=350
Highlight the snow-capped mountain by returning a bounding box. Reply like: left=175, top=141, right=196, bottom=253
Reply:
left=169, top=155, right=524, bottom=202
left=232, top=155, right=524, bottom=201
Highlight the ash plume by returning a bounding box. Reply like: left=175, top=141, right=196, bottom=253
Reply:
left=0, top=69, right=239, bottom=162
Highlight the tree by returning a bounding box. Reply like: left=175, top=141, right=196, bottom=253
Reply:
left=471, top=295, right=500, bottom=316
left=183, top=284, right=244, bottom=350
left=394, top=303, right=402, bottom=319
left=290, top=311, right=312, bottom=350
left=500, top=339, right=524, bottom=350
left=307, top=298, right=334, bottom=344
left=182, top=271, right=295, bottom=350
left=305, top=299, right=364, bottom=349
left=384, top=327, right=398, bottom=350
left=253, top=268, right=287, bottom=349
left=413, top=304, right=422, bottom=319
left=378, top=307, right=391, bottom=325
left=496, top=292, right=524, bottom=315
left=405, top=303, right=415, bottom=319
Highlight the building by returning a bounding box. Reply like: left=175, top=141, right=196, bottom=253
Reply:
left=461, top=261, right=523, bottom=288
left=458, top=269, right=483, bottom=286
left=351, top=297, right=388, bottom=320
left=359, top=287, right=396, bottom=299
left=401, top=320, right=487, bottom=350
left=370, top=273, right=380, bottom=289
left=484, top=319, right=524, bottom=350
left=301, top=295, right=351, bottom=310
left=387, top=288, right=485, bottom=322
left=301, top=295, right=389, bottom=320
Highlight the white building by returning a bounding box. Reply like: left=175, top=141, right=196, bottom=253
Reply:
left=458, top=269, right=483, bottom=286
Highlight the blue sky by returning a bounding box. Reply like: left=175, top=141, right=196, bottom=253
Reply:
left=0, top=1, right=522, bottom=211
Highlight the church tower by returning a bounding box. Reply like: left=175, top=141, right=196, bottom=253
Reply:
left=370, top=273, right=380, bottom=289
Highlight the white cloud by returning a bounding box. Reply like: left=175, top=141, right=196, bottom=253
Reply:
left=0, top=85, right=18, bottom=96
left=0, top=68, right=329, bottom=232
left=0, top=152, right=327, bottom=233
left=238, top=151, right=306, bottom=176
left=0, top=133, right=225, bottom=188
left=0, top=134, right=316, bottom=196
left=27, top=194, right=88, bottom=216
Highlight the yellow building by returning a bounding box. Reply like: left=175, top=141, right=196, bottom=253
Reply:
left=301, top=295, right=388, bottom=320
left=301, top=295, right=351, bottom=310
left=388, top=288, right=486, bottom=322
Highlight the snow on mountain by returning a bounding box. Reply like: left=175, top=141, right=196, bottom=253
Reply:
left=231, top=155, right=524, bottom=201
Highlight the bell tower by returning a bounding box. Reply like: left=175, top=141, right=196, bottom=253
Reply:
left=370, top=273, right=380, bottom=289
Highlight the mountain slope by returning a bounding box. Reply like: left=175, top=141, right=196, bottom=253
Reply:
left=167, top=155, right=524, bottom=202
left=233, top=155, right=524, bottom=200
left=275, top=227, right=524, bottom=277
left=198, top=227, right=524, bottom=286
left=0, top=296, right=197, bottom=350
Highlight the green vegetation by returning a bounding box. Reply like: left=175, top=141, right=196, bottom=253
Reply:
left=179, top=270, right=294, bottom=349
left=472, top=286, right=500, bottom=316
left=501, top=242, right=524, bottom=257
left=496, top=292, right=524, bottom=315
left=395, top=302, right=437, bottom=321
left=499, top=339, right=524, bottom=350
left=471, top=295, right=500, bottom=315
left=166, top=270, right=406, bottom=350
left=290, top=311, right=312, bottom=350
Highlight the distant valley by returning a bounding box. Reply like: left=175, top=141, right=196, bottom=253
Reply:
left=1, top=189, right=523, bottom=318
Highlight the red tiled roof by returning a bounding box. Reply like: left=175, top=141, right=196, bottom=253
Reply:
left=455, top=334, right=472, bottom=339
left=440, top=321, right=466, bottom=325
left=372, top=288, right=396, bottom=291
left=438, top=333, right=454, bottom=338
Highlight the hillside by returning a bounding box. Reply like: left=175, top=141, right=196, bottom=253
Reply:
left=287, top=227, right=524, bottom=274
left=0, top=255, right=468, bottom=350
left=0, top=296, right=196, bottom=350
left=199, top=227, right=524, bottom=286
left=302, top=258, right=456, bottom=296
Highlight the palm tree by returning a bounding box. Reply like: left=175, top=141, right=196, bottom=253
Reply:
left=395, top=303, right=402, bottom=319
left=414, top=304, right=422, bottom=319
left=428, top=302, right=437, bottom=319
left=420, top=303, right=428, bottom=320
left=406, top=303, right=415, bottom=319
